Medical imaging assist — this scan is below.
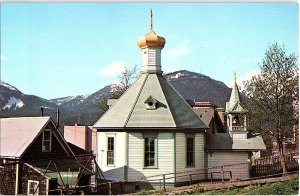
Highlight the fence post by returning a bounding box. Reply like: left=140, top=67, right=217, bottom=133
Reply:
left=210, top=173, right=213, bottom=183
left=159, top=179, right=161, bottom=189
left=189, top=174, right=192, bottom=185
left=162, top=174, right=166, bottom=193
left=108, top=182, right=112, bottom=195
left=120, top=182, right=123, bottom=195
left=174, top=173, right=177, bottom=186
left=221, top=166, right=224, bottom=182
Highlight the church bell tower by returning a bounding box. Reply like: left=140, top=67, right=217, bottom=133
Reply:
left=226, top=73, right=248, bottom=139
left=137, top=9, right=166, bottom=74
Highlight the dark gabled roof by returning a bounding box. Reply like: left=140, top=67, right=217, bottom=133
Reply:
left=192, top=107, right=215, bottom=127
left=0, top=117, right=74, bottom=158
left=94, top=73, right=208, bottom=130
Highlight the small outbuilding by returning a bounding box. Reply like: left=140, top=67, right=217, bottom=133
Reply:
left=205, top=74, right=266, bottom=179
left=0, top=117, right=97, bottom=195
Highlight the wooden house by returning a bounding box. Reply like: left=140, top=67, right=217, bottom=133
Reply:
left=0, top=117, right=95, bottom=195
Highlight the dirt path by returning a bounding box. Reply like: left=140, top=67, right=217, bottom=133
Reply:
left=147, top=173, right=299, bottom=195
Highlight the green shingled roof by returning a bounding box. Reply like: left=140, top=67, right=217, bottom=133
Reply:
left=94, top=73, right=208, bottom=130
left=205, top=132, right=266, bottom=151
left=226, top=74, right=247, bottom=113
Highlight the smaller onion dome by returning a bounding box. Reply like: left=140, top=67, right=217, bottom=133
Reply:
left=137, top=9, right=166, bottom=49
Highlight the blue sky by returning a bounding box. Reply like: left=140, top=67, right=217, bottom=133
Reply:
left=1, top=3, right=298, bottom=99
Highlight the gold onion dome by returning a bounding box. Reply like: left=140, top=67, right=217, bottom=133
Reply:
left=138, top=9, right=166, bottom=49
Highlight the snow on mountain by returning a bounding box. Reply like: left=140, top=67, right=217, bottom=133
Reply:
left=165, top=70, right=206, bottom=80
left=0, top=81, right=25, bottom=110
left=0, top=81, right=20, bottom=92
left=51, top=95, right=89, bottom=106
left=167, top=72, right=187, bottom=79
left=2, top=96, right=25, bottom=110
left=109, top=83, right=122, bottom=93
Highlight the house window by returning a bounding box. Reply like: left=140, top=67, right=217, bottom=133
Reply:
left=186, top=136, right=195, bottom=167
left=42, top=129, right=52, bottom=152
left=27, top=180, right=39, bottom=195
left=107, top=137, right=114, bottom=165
left=144, top=137, right=157, bottom=167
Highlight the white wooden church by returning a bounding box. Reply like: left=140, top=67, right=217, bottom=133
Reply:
left=93, top=10, right=265, bottom=189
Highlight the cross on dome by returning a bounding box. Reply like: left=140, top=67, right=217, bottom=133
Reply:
left=150, top=8, right=153, bottom=30
left=234, top=71, right=236, bottom=82
left=137, top=9, right=166, bottom=49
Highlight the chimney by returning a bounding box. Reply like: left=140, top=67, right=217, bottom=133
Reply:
left=41, top=107, right=44, bottom=117
left=56, top=109, right=60, bottom=128
left=77, top=111, right=81, bottom=125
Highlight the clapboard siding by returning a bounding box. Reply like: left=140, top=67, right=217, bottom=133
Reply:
left=97, top=132, right=127, bottom=181
left=176, top=133, right=186, bottom=172
left=207, top=151, right=250, bottom=179
left=176, top=133, right=205, bottom=182
left=176, top=133, right=205, bottom=171
left=98, top=131, right=208, bottom=183
left=128, top=132, right=174, bottom=182
left=195, top=133, right=205, bottom=168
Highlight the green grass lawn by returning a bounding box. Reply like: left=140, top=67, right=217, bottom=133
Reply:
left=184, top=178, right=299, bottom=195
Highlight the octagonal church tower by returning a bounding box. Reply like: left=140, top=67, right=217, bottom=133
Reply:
left=94, top=10, right=207, bottom=189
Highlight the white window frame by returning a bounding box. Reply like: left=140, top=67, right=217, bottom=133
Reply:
left=142, top=133, right=158, bottom=169
left=27, top=180, right=39, bottom=195
left=105, top=132, right=117, bottom=167
left=106, top=135, right=116, bottom=166
left=42, top=129, right=52, bottom=152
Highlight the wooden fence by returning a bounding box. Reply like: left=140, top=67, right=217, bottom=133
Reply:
left=250, top=154, right=298, bottom=177
left=96, top=162, right=250, bottom=194
left=97, top=155, right=299, bottom=194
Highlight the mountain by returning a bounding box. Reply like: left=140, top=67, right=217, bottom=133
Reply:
left=0, top=81, right=115, bottom=125
left=0, top=70, right=242, bottom=126
left=0, top=81, right=58, bottom=117
left=164, top=70, right=231, bottom=107
left=0, top=81, right=24, bottom=110
left=50, top=85, right=113, bottom=125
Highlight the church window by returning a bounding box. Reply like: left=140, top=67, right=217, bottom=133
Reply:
left=42, top=129, right=52, bottom=152
left=107, top=137, right=114, bottom=165
left=144, top=137, right=157, bottom=167
left=186, top=136, right=195, bottom=167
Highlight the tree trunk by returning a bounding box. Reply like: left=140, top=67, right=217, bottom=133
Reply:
left=278, top=143, right=287, bottom=175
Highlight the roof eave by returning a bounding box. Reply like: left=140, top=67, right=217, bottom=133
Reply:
left=226, top=110, right=248, bottom=114
left=205, top=148, right=267, bottom=152
left=96, top=127, right=207, bottom=132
